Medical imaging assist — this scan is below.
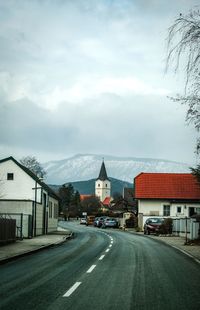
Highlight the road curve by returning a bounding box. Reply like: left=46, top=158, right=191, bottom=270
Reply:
left=0, top=221, right=200, bottom=310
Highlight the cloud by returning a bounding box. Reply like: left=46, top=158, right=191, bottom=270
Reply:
left=0, top=0, right=199, bottom=164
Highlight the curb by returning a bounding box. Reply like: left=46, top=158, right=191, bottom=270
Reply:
left=0, top=232, right=74, bottom=265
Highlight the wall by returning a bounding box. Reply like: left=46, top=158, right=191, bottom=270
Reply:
left=95, top=179, right=111, bottom=202
left=48, top=196, right=58, bottom=232
left=0, top=200, right=32, bottom=214
left=0, top=201, right=33, bottom=238
left=0, top=159, right=41, bottom=202
left=138, top=199, right=200, bottom=229
left=35, top=202, right=44, bottom=235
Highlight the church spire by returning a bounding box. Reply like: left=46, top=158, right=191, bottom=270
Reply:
left=97, top=160, right=109, bottom=181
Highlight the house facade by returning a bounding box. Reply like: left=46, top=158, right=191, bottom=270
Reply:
left=0, top=156, right=59, bottom=238
left=134, top=173, right=200, bottom=229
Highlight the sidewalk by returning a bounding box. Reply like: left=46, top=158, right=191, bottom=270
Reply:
left=125, top=228, right=200, bottom=263
left=0, top=227, right=73, bottom=264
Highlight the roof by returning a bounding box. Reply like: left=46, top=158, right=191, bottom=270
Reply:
left=134, top=173, right=200, bottom=200
left=0, top=156, right=60, bottom=200
left=102, top=197, right=111, bottom=205
left=97, top=161, right=109, bottom=181
left=80, top=195, right=92, bottom=201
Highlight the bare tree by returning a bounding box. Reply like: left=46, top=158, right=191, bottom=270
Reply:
left=20, top=156, right=47, bottom=178
left=166, top=9, right=200, bottom=152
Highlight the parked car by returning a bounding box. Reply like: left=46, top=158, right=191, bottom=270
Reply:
left=102, top=218, right=119, bottom=228
left=94, top=217, right=100, bottom=227
left=94, top=216, right=106, bottom=228
left=87, top=215, right=95, bottom=225
left=80, top=218, right=87, bottom=225
left=144, top=217, right=164, bottom=235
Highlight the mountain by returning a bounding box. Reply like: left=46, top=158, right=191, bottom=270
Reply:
left=43, top=154, right=190, bottom=185
left=49, top=177, right=132, bottom=196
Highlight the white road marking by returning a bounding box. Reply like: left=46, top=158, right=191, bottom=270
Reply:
left=111, top=241, right=113, bottom=244
left=87, top=264, right=96, bottom=273
left=105, top=248, right=110, bottom=252
left=109, top=244, right=112, bottom=247
left=63, top=282, right=81, bottom=297
left=99, top=255, right=105, bottom=260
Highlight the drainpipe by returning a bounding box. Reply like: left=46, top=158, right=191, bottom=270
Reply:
left=34, top=180, right=37, bottom=237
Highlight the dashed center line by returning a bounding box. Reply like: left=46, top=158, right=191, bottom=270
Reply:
left=99, top=254, right=105, bottom=260
left=63, top=232, right=115, bottom=298
left=63, top=282, right=82, bottom=297
left=86, top=264, right=96, bottom=273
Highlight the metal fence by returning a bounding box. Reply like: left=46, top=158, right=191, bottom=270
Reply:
left=0, top=218, right=16, bottom=244
left=173, top=217, right=200, bottom=240
left=0, top=213, right=33, bottom=239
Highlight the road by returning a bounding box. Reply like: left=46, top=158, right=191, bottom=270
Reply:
left=0, top=221, right=200, bottom=310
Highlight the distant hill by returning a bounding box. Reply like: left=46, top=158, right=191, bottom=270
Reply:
left=49, top=177, right=132, bottom=196
left=43, top=153, right=190, bottom=185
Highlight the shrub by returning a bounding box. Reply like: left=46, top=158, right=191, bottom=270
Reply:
left=159, top=218, right=173, bottom=234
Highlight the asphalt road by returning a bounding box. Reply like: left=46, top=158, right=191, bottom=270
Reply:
left=0, top=221, right=200, bottom=310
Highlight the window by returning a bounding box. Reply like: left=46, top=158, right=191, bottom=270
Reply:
left=98, top=184, right=100, bottom=187
left=177, top=206, right=182, bottom=213
left=163, top=205, right=170, bottom=216
left=7, top=173, right=14, bottom=180
left=105, top=183, right=107, bottom=187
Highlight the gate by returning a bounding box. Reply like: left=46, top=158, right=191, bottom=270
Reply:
left=0, top=213, right=33, bottom=239
left=0, top=218, right=16, bottom=244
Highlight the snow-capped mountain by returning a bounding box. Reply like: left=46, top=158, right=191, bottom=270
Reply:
left=43, top=154, right=190, bottom=185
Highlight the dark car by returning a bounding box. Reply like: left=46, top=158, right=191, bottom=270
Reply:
left=102, top=218, right=119, bottom=228
left=94, top=216, right=107, bottom=227
left=144, top=217, right=164, bottom=235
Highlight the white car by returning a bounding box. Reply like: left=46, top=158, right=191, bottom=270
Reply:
left=80, top=218, right=87, bottom=225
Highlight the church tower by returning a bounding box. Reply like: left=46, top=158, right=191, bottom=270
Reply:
left=95, top=160, right=111, bottom=202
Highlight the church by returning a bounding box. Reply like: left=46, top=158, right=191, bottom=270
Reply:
left=95, top=160, right=112, bottom=207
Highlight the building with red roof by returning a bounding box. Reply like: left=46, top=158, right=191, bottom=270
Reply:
left=80, top=195, right=92, bottom=201
left=102, top=197, right=111, bottom=206
left=134, top=173, right=200, bottom=229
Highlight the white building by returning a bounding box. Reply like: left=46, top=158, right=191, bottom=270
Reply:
left=95, top=161, right=111, bottom=203
left=0, top=156, right=59, bottom=238
left=134, top=172, right=200, bottom=230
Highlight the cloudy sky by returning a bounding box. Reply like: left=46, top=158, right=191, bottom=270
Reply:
left=0, top=0, right=199, bottom=164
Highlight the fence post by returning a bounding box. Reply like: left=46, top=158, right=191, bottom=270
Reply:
left=185, top=216, right=188, bottom=244
left=20, top=213, right=23, bottom=240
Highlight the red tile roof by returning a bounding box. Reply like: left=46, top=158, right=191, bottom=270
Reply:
left=134, top=173, right=200, bottom=200
left=80, top=195, right=92, bottom=201
left=102, top=197, right=111, bottom=205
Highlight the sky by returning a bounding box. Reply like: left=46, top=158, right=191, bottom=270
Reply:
left=0, top=0, right=199, bottom=165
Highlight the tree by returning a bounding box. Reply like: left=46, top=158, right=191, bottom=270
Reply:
left=166, top=8, right=200, bottom=181
left=190, top=164, right=200, bottom=183
left=20, top=156, right=47, bottom=178
left=58, top=184, right=81, bottom=218
left=70, top=190, right=81, bottom=217
left=58, top=183, right=74, bottom=217
left=80, top=195, right=101, bottom=215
